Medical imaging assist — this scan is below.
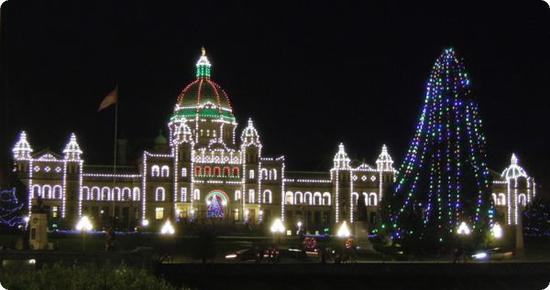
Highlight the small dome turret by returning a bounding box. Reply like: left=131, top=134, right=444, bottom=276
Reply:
left=241, top=118, right=261, bottom=147
left=63, top=133, right=83, bottom=160
left=376, top=144, right=394, bottom=172
left=155, top=130, right=168, bottom=145
left=170, top=122, right=193, bottom=145
left=501, top=154, right=528, bottom=180
left=12, top=131, right=33, bottom=160
left=333, top=143, right=351, bottom=169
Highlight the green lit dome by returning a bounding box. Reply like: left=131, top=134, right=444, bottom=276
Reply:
left=171, top=48, right=236, bottom=123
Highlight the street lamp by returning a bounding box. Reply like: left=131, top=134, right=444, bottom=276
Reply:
left=76, top=216, right=93, bottom=251
left=491, top=223, right=503, bottom=239
left=296, top=221, right=303, bottom=235
left=141, top=219, right=150, bottom=227
left=76, top=216, right=93, bottom=232
left=336, top=221, right=351, bottom=238
left=456, top=221, right=471, bottom=236
left=160, top=220, right=175, bottom=235
left=270, top=218, right=285, bottom=234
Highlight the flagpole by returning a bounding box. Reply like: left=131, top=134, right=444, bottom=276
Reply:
left=112, top=97, right=118, bottom=226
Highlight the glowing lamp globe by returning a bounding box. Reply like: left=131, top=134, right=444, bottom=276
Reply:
left=491, top=223, right=503, bottom=239
left=160, top=220, right=175, bottom=235
left=457, top=221, right=471, bottom=236
left=337, top=221, right=351, bottom=238
left=270, top=218, right=285, bottom=234
left=75, top=216, right=93, bottom=232
left=141, top=219, right=150, bottom=227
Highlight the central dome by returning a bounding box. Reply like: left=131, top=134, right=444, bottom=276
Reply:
left=171, top=48, right=236, bottom=123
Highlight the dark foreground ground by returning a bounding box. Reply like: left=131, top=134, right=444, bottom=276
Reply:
left=158, top=262, right=550, bottom=290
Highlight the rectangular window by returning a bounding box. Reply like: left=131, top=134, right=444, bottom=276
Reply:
left=235, top=190, right=241, bottom=201
left=52, top=206, right=58, bottom=218
left=248, top=189, right=255, bottom=203
left=233, top=209, right=239, bottom=222
left=249, top=170, right=255, bottom=179
left=181, top=188, right=187, bottom=202
left=182, top=168, right=187, bottom=177
left=155, top=207, right=164, bottom=220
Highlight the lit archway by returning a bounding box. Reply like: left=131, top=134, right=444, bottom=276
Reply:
left=205, top=190, right=229, bottom=218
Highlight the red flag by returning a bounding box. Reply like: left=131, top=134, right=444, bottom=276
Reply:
left=98, top=86, right=118, bottom=111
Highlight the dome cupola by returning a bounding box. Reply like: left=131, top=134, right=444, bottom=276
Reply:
left=501, top=154, right=528, bottom=180
left=171, top=48, right=236, bottom=124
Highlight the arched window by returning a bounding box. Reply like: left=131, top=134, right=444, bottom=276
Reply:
left=42, top=185, right=52, bottom=199
left=112, top=187, right=121, bottom=201
left=133, top=187, right=140, bottom=201
left=351, top=192, right=359, bottom=206
left=181, top=168, right=187, bottom=177
left=232, top=167, right=239, bottom=177
left=32, top=185, right=41, bottom=198
left=204, top=166, right=211, bottom=176
left=92, top=187, right=100, bottom=200
left=151, top=165, right=160, bottom=177
left=155, top=187, right=166, bottom=201
left=295, top=192, right=303, bottom=204
left=322, top=192, right=331, bottom=206
left=270, top=169, right=277, bottom=180
left=195, top=166, right=201, bottom=176
left=193, top=189, right=200, bottom=200
left=101, top=187, right=110, bottom=200
left=161, top=165, right=170, bottom=177
left=498, top=193, right=506, bottom=206
left=122, top=187, right=131, bottom=201
left=52, top=185, right=62, bottom=199
left=304, top=192, right=312, bottom=205
left=223, top=167, right=230, bottom=177
left=260, top=168, right=268, bottom=180
left=492, top=193, right=498, bottom=205
left=369, top=193, right=378, bottom=206
left=285, top=191, right=294, bottom=204
left=518, top=193, right=527, bottom=206
left=82, top=186, right=90, bottom=200
left=313, top=192, right=322, bottom=205
left=263, top=190, right=272, bottom=204
left=214, top=167, right=221, bottom=176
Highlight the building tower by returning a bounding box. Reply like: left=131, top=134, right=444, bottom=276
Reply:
left=62, top=133, right=83, bottom=220
left=500, top=154, right=534, bottom=225
left=331, top=143, right=351, bottom=224
left=240, top=118, right=262, bottom=221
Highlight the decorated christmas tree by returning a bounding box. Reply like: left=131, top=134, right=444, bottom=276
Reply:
left=0, top=188, right=25, bottom=228
left=382, top=48, right=495, bottom=246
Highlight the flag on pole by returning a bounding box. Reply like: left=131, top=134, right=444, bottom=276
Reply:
left=98, top=86, right=118, bottom=111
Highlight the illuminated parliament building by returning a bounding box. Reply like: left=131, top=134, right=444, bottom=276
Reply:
left=11, top=50, right=536, bottom=232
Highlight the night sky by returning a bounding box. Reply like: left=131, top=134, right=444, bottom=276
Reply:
left=1, top=1, right=549, bottom=187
